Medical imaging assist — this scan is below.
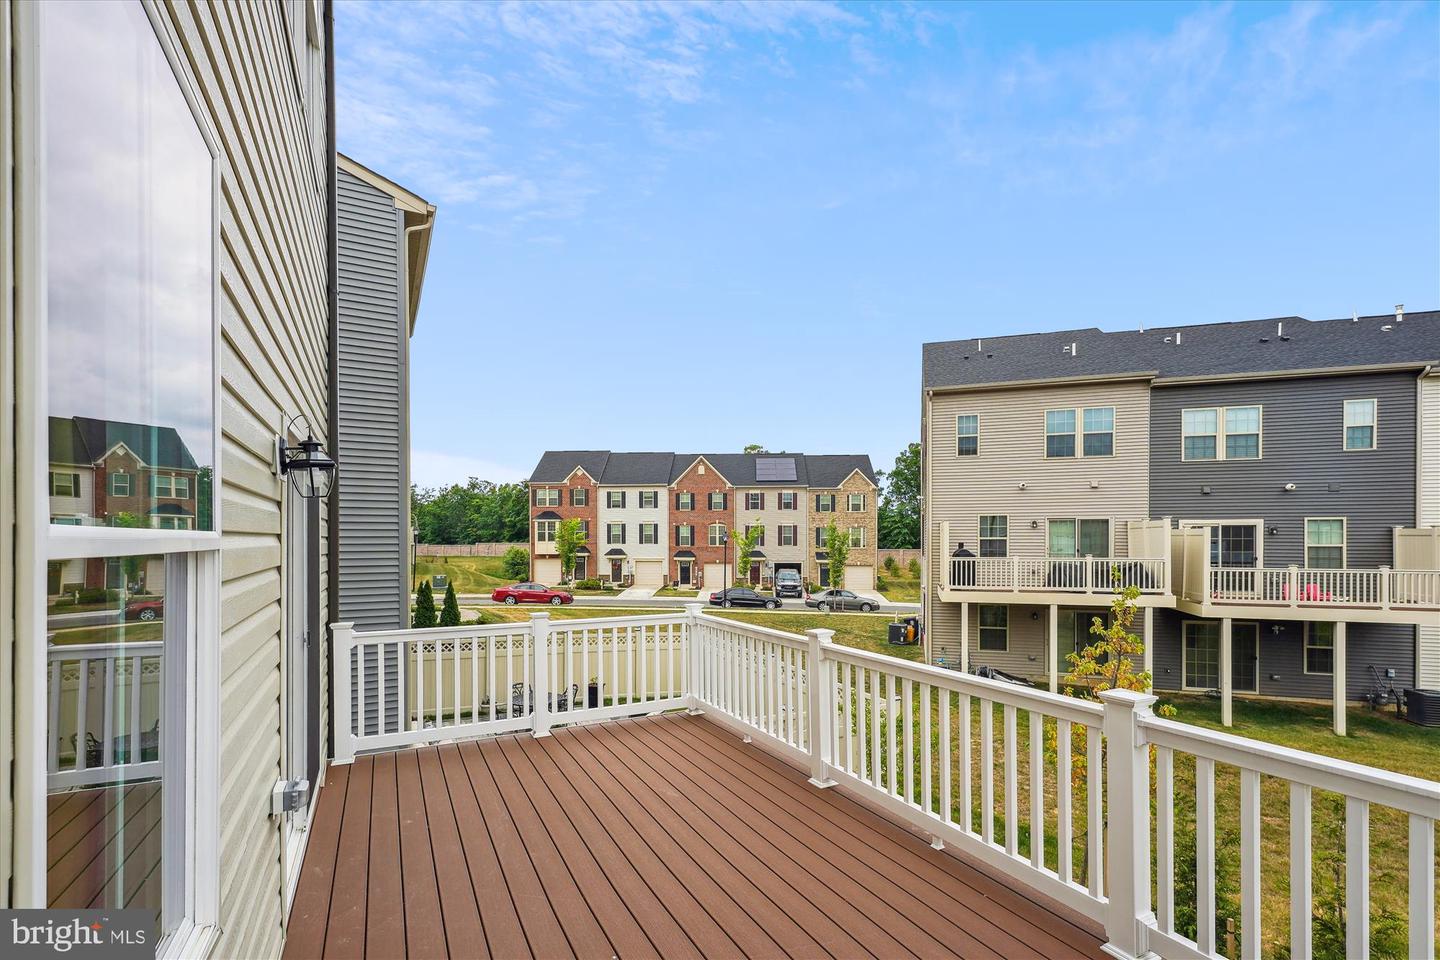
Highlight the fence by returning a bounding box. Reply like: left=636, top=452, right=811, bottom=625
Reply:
left=47, top=642, right=163, bottom=789
left=416, top=542, right=527, bottom=557
left=331, top=607, right=1439, bottom=960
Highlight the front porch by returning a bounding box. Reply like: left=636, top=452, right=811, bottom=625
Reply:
left=284, top=713, right=1103, bottom=959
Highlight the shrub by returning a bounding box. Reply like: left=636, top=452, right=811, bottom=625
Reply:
left=883, top=555, right=899, bottom=574
left=574, top=578, right=604, bottom=591
left=906, top=558, right=921, bottom=578
left=412, top=580, right=437, bottom=628
left=439, top=583, right=461, bottom=626
left=77, top=587, right=122, bottom=605
left=500, top=546, right=529, bottom=580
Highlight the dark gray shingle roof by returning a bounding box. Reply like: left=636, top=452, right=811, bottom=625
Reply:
left=49, top=416, right=200, bottom=469
left=923, top=311, right=1440, bottom=390
left=597, top=452, right=675, bottom=485
left=804, top=454, right=877, bottom=488
left=526, top=451, right=868, bottom=487
left=528, top=450, right=610, bottom=483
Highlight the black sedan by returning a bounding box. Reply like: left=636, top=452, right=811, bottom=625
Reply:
left=708, top=587, right=780, bottom=610
left=805, top=589, right=876, bottom=613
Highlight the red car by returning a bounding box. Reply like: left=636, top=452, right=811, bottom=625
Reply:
left=490, top=582, right=573, bottom=606
left=124, top=597, right=164, bottom=622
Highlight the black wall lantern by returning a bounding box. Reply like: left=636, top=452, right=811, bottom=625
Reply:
left=279, top=427, right=337, bottom=499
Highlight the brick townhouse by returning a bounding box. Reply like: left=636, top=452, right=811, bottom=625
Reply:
left=528, top=451, right=601, bottom=583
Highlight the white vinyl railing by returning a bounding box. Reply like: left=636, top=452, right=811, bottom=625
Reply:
left=1207, top=564, right=1440, bottom=611
left=331, top=607, right=1439, bottom=959
left=948, top=556, right=1169, bottom=595
left=47, top=641, right=163, bottom=789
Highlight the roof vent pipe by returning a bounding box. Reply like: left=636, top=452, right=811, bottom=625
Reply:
left=1396, top=304, right=1405, bottom=322
left=1277, top=321, right=1283, bottom=338
left=1175, top=331, right=1182, bottom=345
left=976, top=339, right=982, bottom=350
left=1063, top=341, right=1078, bottom=356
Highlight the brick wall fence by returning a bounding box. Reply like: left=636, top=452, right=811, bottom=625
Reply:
left=877, top=548, right=922, bottom=570
left=418, top=542, right=528, bottom=557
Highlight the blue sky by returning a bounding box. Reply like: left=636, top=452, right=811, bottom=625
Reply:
left=336, top=1, right=1440, bottom=488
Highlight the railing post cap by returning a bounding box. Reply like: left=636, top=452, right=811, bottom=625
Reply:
left=1097, top=687, right=1157, bottom=710
left=330, top=621, right=355, bottom=633
left=529, top=610, right=550, bottom=621
left=807, top=627, right=836, bottom=643
left=683, top=601, right=703, bottom=615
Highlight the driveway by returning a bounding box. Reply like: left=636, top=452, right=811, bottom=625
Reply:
left=615, top=586, right=658, bottom=601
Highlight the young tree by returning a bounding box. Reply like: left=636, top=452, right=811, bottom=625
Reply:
left=742, top=443, right=768, bottom=454
left=555, top=517, right=585, bottom=584
left=730, top=521, right=765, bottom=583
left=500, top=546, right=529, bottom=580
left=824, top=521, right=850, bottom=590
left=110, top=512, right=147, bottom=590
left=877, top=442, right=921, bottom=549
left=440, top=582, right=462, bottom=626
left=412, top=580, right=437, bottom=628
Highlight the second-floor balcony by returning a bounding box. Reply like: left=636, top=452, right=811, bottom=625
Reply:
left=946, top=555, right=1170, bottom=598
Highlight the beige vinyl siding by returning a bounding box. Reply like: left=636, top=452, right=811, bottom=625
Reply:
left=1421, top=375, right=1440, bottom=687
left=733, top=487, right=808, bottom=568
left=164, top=2, right=331, bottom=956
left=929, top=602, right=1050, bottom=678
left=1, top=0, right=14, bottom=904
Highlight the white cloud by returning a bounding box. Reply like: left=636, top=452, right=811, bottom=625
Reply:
left=411, top=449, right=530, bottom=489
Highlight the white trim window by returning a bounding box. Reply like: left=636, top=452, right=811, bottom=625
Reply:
left=1044, top=406, right=1115, bottom=459
left=1343, top=399, right=1377, bottom=451
left=979, top=515, right=1007, bottom=558
left=606, top=523, right=625, bottom=545
left=154, top=516, right=193, bottom=531
left=1182, top=405, right=1261, bottom=461
left=848, top=526, right=864, bottom=548
left=676, top=492, right=695, bottom=511
left=779, top=491, right=797, bottom=510
left=779, top=524, right=797, bottom=546
left=535, top=487, right=560, bottom=507
left=1305, top=518, right=1346, bottom=569
left=708, top=523, right=727, bottom=547
left=978, top=605, right=1008, bottom=651
left=1304, top=622, right=1335, bottom=674
left=639, top=490, right=658, bottom=509
left=1047, top=518, right=1111, bottom=557
left=606, top=490, right=625, bottom=509
left=847, top=493, right=866, bottom=512
left=745, top=492, right=763, bottom=510
left=1182, top=621, right=1221, bottom=690
left=109, top=472, right=131, bottom=496
left=814, top=493, right=836, bottom=512
left=639, top=523, right=658, bottom=545
left=677, top=525, right=695, bottom=547
left=745, top=524, right=766, bottom=547
left=708, top=492, right=726, bottom=511
left=49, top=471, right=79, bottom=497
left=570, top=487, right=589, bottom=507
left=956, top=414, right=979, bottom=457
left=535, top=520, right=557, bottom=543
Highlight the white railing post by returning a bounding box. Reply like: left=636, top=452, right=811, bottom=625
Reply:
left=1082, top=554, right=1092, bottom=592
left=530, top=613, right=552, bottom=737
left=684, top=603, right=704, bottom=713
left=330, top=622, right=356, bottom=765
left=941, top=520, right=952, bottom=587
left=1288, top=565, right=1300, bottom=606
left=806, top=628, right=836, bottom=788
left=1100, top=688, right=1156, bottom=960
left=1379, top=566, right=1391, bottom=609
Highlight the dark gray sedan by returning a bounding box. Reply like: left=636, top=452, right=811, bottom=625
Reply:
left=805, top=589, right=876, bottom=613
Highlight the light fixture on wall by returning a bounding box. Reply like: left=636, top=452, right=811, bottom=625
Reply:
left=1088, top=479, right=1099, bottom=489
left=278, top=418, right=337, bottom=499
left=1030, top=520, right=1039, bottom=529
left=1267, top=526, right=1279, bottom=536
left=1283, top=482, right=1297, bottom=492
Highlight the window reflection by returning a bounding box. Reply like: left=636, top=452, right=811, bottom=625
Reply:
left=46, top=554, right=166, bottom=918
left=42, top=0, right=214, bottom=531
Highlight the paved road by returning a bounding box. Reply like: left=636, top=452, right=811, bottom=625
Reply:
left=460, top=593, right=921, bottom=615
left=47, top=609, right=123, bottom=628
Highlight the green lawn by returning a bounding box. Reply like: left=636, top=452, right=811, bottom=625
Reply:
left=413, top=555, right=515, bottom=594
left=49, top=622, right=163, bottom=645
left=875, top=573, right=921, bottom=602
left=655, top=586, right=699, bottom=597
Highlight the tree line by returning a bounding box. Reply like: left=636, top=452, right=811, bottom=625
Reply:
left=411, top=479, right=529, bottom=544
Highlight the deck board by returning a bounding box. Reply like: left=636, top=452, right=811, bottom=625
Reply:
left=46, top=782, right=162, bottom=911
left=284, top=712, right=1109, bottom=959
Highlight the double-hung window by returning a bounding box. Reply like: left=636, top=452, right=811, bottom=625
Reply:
left=50, top=471, right=80, bottom=497
left=745, top=524, right=765, bottom=546
left=639, top=523, right=658, bottom=545
left=815, top=527, right=828, bottom=547
left=708, top=523, right=727, bottom=547
left=570, top=487, right=589, bottom=507
left=708, top=492, right=727, bottom=511
left=848, top=527, right=865, bottom=548
left=746, top=492, right=763, bottom=510
left=1044, top=407, right=1114, bottom=459
left=956, top=415, right=979, bottom=456
left=1304, top=623, right=1335, bottom=674
left=676, top=492, right=694, bottom=511
left=779, top=491, right=797, bottom=510
left=607, top=523, right=625, bottom=545
left=535, top=487, right=560, bottom=507
left=154, top=474, right=175, bottom=498
left=978, top=515, right=1007, bottom=557
left=779, top=524, right=797, bottom=546
left=606, top=490, right=625, bottom=509
left=1343, top=399, right=1376, bottom=451
left=535, top=520, right=557, bottom=543
left=1305, top=518, right=1345, bottom=569
left=1082, top=407, right=1114, bottom=456
left=1182, top=406, right=1261, bottom=461
left=677, top=525, right=694, bottom=547
left=1045, top=410, right=1076, bottom=458
left=978, top=605, right=1008, bottom=651
left=639, top=490, right=658, bottom=509
left=110, top=472, right=131, bottom=496
left=815, top=494, right=835, bottom=512
left=847, top=493, right=865, bottom=512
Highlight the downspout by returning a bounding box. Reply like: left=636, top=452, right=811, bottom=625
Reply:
left=398, top=219, right=429, bottom=627
left=323, top=0, right=339, bottom=756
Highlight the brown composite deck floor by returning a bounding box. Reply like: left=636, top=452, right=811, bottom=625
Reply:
left=284, top=712, right=1107, bottom=960
left=47, top=782, right=163, bottom=910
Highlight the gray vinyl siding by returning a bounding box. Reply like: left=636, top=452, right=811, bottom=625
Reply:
left=1149, top=371, right=1418, bottom=567
left=162, top=2, right=332, bottom=956
left=1152, top=610, right=1414, bottom=700
left=336, top=169, right=408, bottom=631
left=1420, top=376, right=1440, bottom=688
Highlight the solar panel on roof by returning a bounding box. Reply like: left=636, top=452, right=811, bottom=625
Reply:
left=755, top=457, right=797, bottom=482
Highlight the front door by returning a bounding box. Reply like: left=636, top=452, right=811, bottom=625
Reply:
left=819, top=563, right=830, bottom=588
left=282, top=478, right=311, bottom=901
left=1232, top=622, right=1259, bottom=693
left=749, top=564, right=760, bottom=586
left=678, top=561, right=692, bottom=585
left=573, top=556, right=587, bottom=581
left=610, top=560, right=623, bottom=583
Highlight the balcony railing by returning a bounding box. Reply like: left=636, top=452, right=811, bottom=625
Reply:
left=1204, top=565, right=1440, bottom=611
left=47, top=641, right=163, bottom=790
left=331, top=608, right=1438, bottom=959
left=946, top=556, right=1169, bottom=595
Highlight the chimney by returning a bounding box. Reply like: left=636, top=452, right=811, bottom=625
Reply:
left=1396, top=304, right=1405, bottom=323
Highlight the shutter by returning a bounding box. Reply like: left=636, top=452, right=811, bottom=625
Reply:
left=533, top=487, right=539, bottom=505
left=621, top=491, right=627, bottom=508
left=622, top=525, right=627, bottom=544
left=675, top=492, right=681, bottom=510
left=815, top=494, right=821, bottom=512
left=675, top=525, right=680, bottom=546
left=722, top=492, right=729, bottom=510
left=759, top=492, right=766, bottom=510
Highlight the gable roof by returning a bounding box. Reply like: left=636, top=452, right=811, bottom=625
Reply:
left=599, top=452, right=676, bottom=485
left=803, top=455, right=877, bottom=488
left=529, top=451, right=611, bottom=484
left=49, top=416, right=201, bottom=470
left=923, top=310, right=1440, bottom=391
left=526, top=451, right=873, bottom=488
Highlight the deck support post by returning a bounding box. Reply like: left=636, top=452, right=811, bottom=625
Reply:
left=959, top=602, right=969, bottom=674
left=1333, top=621, right=1347, bottom=736
left=1048, top=604, right=1059, bottom=692
left=531, top=612, right=552, bottom=737
left=684, top=603, right=704, bottom=713
left=1220, top=617, right=1233, bottom=727
left=1142, top=606, right=1153, bottom=678
left=1100, top=688, right=1156, bottom=960
left=806, top=628, right=836, bottom=788
left=330, top=622, right=355, bottom=764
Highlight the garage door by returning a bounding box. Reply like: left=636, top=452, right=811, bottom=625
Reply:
left=633, top=560, right=664, bottom=589
left=845, top=565, right=875, bottom=592
left=702, top=563, right=727, bottom=591
left=533, top=557, right=561, bottom=586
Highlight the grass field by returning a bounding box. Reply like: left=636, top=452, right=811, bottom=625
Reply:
left=49, top=622, right=163, bottom=645
left=413, top=555, right=514, bottom=594
left=875, top=572, right=921, bottom=602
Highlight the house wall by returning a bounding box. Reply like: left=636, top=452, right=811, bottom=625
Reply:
left=336, top=167, right=407, bottom=631
left=1, top=0, right=14, bottom=901
left=732, top=487, right=807, bottom=577
left=46, top=465, right=93, bottom=520
left=807, top=473, right=879, bottom=580
left=671, top=459, right=731, bottom=588
left=596, top=486, right=668, bottom=567
left=162, top=2, right=333, bottom=955
left=528, top=471, right=597, bottom=569
left=1420, top=373, right=1440, bottom=688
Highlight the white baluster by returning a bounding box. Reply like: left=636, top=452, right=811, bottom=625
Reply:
left=1004, top=704, right=1018, bottom=857
left=1290, top=782, right=1312, bottom=960
left=531, top=613, right=552, bottom=737
left=330, top=623, right=356, bottom=764
left=1410, top=813, right=1436, bottom=960
left=1346, top=797, right=1370, bottom=960
left=1029, top=711, right=1043, bottom=870
left=1196, top=757, right=1216, bottom=956
left=1156, top=746, right=1174, bottom=933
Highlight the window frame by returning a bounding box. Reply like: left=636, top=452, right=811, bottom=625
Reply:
left=815, top=493, right=835, bottom=513
left=639, top=523, right=658, bottom=545
left=535, top=487, right=560, bottom=507
left=708, top=491, right=726, bottom=511
left=1179, top=519, right=1266, bottom=568
left=745, top=492, right=763, bottom=510
left=977, top=604, right=1008, bottom=651
left=606, top=490, right=624, bottom=509
left=1045, top=517, right=1113, bottom=558
left=708, top=523, right=727, bottom=547
left=49, top=471, right=79, bottom=498
left=570, top=487, right=589, bottom=507
left=847, top=492, right=865, bottom=512
left=677, top=524, right=694, bottom=547
left=639, top=490, right=658, bottom=509
left=1181, top=405, right=1263, bottom=462
left=1181, top=620, right=1221, bottom=691
left=848, top=526, right=865, bottom=548
left=978, top=515, right=1008, bottom=558
left=606, top=522, right=625, bottom=545
left=110, top=472, right=131, bottom=497
left=1303, top=622, right=1335, bottom=675
left=745, top=524, right=765, bottom=547
left=1043, top=406, right=1115, bottom=459
left=676, top=492, right=694, bottom=511
left=779, top=491, right=797, bottom=510
left=956, top=414, right=979, bottom=457
left=1342, top=398, right=1377, bottom=451
left=779, top=524, right=797, bottom=546
left=1304, top=517, right=1346, bottom=569
left=535, top=520, right=558, bottom=543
